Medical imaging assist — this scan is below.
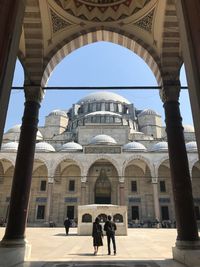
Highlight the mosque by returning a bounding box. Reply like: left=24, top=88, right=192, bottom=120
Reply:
left=0, top=91, right=199, bottom=227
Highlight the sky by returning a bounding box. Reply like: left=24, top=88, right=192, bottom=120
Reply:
left=7, top=41, right=192, bottom=132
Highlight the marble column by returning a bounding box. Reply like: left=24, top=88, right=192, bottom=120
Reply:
left=1, top=86, right=44, bottom=245
left=81, top=177, right=87, bottom=205
left=45, top=177, right=54, bottom=223
left=0, top=0, right=26, bottom=144
left=119, top=183, right=125, bottom=205
left=161, top=82, right=200, bottom=250
left=152, top=179, right=160, bottom=223
left=176, top=0, right=200, bottom=158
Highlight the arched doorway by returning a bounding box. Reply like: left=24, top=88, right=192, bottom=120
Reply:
left=95, top=168, right=111, bottom=204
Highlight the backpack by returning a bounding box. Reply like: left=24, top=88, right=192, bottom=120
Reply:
left=106, top=222, right=115, bottom=235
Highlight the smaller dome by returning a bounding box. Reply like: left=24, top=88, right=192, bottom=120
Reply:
left=123, top=141, right=146, bottom=152
left=48, top=109, right=67, bottom=117
left=138, top=109, right=158, bottom=116
left=61, top=142, right=83, bottom=152
left=4, top=124, right=43, bottom=141
left=90, top=134, right=117, bottom=145
left=150, top=141, right=168, bottom=152
left=1, top=142, right=18, bottom=152
left=186, top=141, right=197, bottom=152
left=36, top=142, right=55, bottom=152
left=184, top=125, right=194, bottom=132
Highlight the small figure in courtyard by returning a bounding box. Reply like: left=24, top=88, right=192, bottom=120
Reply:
left=104, top=215, right=117, bottom=255
left=64, top=217, right=71, bottom=235
left=92, top=217, right=103, bottom=255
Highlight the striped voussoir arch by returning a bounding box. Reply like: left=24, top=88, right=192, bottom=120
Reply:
left=23, top=0, right=44, bottom=86
left=42, top=29, right=162, bottom=87
left=161, top=0, right=182, bottom=82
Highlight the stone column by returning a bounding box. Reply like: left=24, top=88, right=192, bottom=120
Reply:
left=1, top=86, right=44, bottom=245
left=175, top=0, right=200, bottom=158
left=45, top=177, right=54, bottom=223
left=119, top=182, right=125, bottom=205
left=152, top=178, right=160, bottom=223
left=0, top=0, right=26, bottom=144
left=81, top=177, right=87, bottom=205
left=161, top=82, right=200, bottom=266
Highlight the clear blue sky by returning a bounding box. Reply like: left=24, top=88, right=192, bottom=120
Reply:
left=7, top=41, right=191, bottom=132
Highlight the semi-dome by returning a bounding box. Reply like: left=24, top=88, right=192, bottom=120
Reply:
left=77, top=91, right=130, bottom=104
left=61, top=142, right=83, bottom=152
left=4, top=124, right=43, bottom=141
left=35, top=142, right=55, bottom=152
left=1, top=142, right=18, bottom=152
left=186, top=141, right=197, bottom=152
left=90, top=134, right=117, bottom=145
left=150, top=141, right=168, bottom=152
left=123, top=141, right=146, bottom=152
left=183, top=125, right=194, bottom=132
left=138, top=109, right=158, bottom=117
left=48, top=109, right=67, bottom=117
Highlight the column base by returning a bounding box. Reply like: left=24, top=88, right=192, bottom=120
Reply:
left=0, top=239, right=31, bottom=267
left=173, top=240, right=200, bottom=267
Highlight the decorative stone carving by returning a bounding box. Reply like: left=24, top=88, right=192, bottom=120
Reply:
left=134, top=9, right=154, bottom=32
left=85, top=146, right=121, bottom=154
left=50, top=9, right=71, bottom=33
left=24, top=86, right=45, bottom=104
left=54, top=0, right=150, bottom=22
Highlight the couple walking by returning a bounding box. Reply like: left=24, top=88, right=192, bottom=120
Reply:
left=92, top=215, right=117, bottom=255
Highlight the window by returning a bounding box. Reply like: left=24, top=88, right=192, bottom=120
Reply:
left=96, top=103, right=101, bottom=111
left=69, top=180, right=75, bottom=191
left=161, top=206, right=169, bottom=220
left=160, top=181, right=166, bottom=192
left=131, top=181, right=137, bottom=192
left=195, top=206, right=200, bottom=220
left=105, top=103, right=110, bottom=111
left=132, top=206, right=139, bottom=220
left=40, top=180, right=46, bottom=191
left=37, top=205, right=45, bottom=220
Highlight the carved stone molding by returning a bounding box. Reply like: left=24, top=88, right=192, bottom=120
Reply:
left=134, top=8, right=154, bottom=32
left=50, top=9, right=71, bottom=33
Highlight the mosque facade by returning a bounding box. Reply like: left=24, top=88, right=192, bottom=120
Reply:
left=0, top=91, right=199, bottom=227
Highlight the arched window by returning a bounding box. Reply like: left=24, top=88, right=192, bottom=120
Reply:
left=98, top=213, right=107, bottom=222
left=82, top=213, right=92, bottom=222
left=113, top=213, right=123, bottom=222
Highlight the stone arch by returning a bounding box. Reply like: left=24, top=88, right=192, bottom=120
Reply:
left=0, top=156, right=15, bottom=168
left=34, top=155, right=50, bottom=175
left=122, top=155, right=154, bottom=178
left=155, top=155, right=170, bottom=172
left=189, top=157, right=200, bottom=176
left=85, top=155, right=121, bottom=178
left=51, top=155, right=84, bottom=179
left=42, top=29, right=162, bottom=87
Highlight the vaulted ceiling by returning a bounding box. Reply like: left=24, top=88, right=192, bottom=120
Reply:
left=19, top=0, right=181, bottom=86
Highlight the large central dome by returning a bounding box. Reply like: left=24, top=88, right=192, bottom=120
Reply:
left=77, top=91, right=130, bottom=104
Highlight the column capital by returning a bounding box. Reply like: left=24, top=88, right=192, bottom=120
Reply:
left=160, top=80, right=181, bottom=103
left=24, top=86, right=45, bottom=104
left=81, top=176, right=87, bottom=183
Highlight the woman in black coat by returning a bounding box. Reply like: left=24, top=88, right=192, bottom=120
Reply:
left=92, top=217, right=103, bottom=255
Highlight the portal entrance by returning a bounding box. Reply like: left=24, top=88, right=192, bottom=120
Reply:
left=95, top=168, right=111, bottom=204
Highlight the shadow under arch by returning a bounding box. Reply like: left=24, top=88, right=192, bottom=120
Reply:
left=41, top=29, right=162, bottom=87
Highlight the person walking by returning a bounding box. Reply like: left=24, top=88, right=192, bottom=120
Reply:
left=64, top=217, right=71, bottom=235
left=104, top=215, right=117, bottom=255
left=92, top=217, right=103, bottom=255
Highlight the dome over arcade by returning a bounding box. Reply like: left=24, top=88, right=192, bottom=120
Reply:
left=123, top=141, right=146, bottom=152
left=77, top=91, right=130, bottom=104
left=150, top=141, right=168, bottom=152
left=85, top=111, right=122, bottom=117
left=48, top=109, right=67, bottom=117
left=186, top=141, right=197, bottom=152
left=183, top=125, right=194, bottom=132
left=35, top=142, right=55, bottom=152
left=4, top=124, right=43, bottom=141
left=138, top=109, right=158, bottom=117
left=90, top=134, right=117, bottom=145
left=1, top=142, right=19, bottom=152
left=61, top=142, right=83, bottom=152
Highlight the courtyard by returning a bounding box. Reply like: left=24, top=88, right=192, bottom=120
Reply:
left=0, top=227, right=187, bottom=267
